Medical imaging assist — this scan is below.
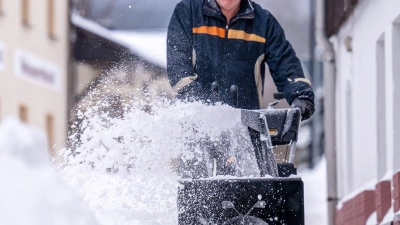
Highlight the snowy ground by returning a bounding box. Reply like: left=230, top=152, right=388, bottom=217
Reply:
left=0, top=101, right=328, bottom=225
left=0, top=118, right=97, bottom=225
left=300, top=158, right=328, bottom=224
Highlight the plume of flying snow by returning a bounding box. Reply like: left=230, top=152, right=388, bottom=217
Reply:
left=58, top=79, right=259, bottom=224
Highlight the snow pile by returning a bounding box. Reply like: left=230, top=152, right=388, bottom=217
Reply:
left=0, top=118, right=98, bottom=225
left=59, top=99, right=260, bottom=225
left=0, top=118, right=50, bottom=166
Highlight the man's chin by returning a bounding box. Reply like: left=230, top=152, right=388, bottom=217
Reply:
left=216, top=0, right=241, bottom=11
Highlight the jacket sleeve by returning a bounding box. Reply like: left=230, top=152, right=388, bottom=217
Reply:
left=167, top=2, right=196, bottom=91
left=264, top=13, right=314, bottom=105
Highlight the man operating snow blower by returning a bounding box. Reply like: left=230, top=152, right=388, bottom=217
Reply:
left=167, top=0, right=314, bottom=112
left=167, top=1, right=315, bottom=224
left=167, top=0, right=314, bottom=175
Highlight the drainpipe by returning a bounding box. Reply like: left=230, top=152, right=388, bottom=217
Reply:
left=315, top=0, right=337, bottom=225
left=67, top=0, right=75, bottom=123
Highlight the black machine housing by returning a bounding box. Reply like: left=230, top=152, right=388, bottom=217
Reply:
left=178, top=106, right=304, bottom=225
left=178, top=177, right=304, bottom=225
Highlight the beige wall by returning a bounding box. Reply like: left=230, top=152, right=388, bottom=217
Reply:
left=0, top=0, right=69, bottom=155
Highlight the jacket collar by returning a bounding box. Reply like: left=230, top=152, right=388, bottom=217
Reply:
left=203, top=0, right=255, bottom=22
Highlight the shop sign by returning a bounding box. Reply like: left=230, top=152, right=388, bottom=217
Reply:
left=14, top=50, right=61, bottom=91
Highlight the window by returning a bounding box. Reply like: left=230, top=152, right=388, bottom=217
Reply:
left=393, top=18, right=400, bottom=171
left=47, top=0, right=55, bottom=38
left=46, top=114, right=54, bottom=153
left=19, top=105, right=28, bottom=122
left=376, top=34, right=386, bottom=179
left=21, top=0, right=29, bottom=26
left=0, top=0, right=3, bottom=15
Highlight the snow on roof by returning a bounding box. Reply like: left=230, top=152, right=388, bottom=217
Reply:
left=71, top=13, right=167, bottom=68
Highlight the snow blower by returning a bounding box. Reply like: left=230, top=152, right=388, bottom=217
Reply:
left=177, top=86, right=304, bottom=225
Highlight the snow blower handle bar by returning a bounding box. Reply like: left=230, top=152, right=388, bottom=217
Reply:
left=268, top=92, right=284, bottom=109
left=241, top=103, right=302, bottom=174
left=211, top=81, right=219, bottom=103
left=241, top=108, right=301, bottom=146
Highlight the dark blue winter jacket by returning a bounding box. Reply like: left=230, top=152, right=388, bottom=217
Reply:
left=167, top=0, right=314, bottom=109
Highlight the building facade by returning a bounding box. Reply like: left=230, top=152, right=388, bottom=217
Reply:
left=0, top=0, right=70, bottom=155
left=326, top=0, right=400, bottom=224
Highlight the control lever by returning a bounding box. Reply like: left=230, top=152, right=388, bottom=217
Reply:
left=211, top=81, right=219, bottom=103
left=230, top=85, right=238, bottom=108
left=268, top=92, right=284, bottom=109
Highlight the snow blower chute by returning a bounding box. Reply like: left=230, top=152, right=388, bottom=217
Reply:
left=178, top=87, right=304, bottom=225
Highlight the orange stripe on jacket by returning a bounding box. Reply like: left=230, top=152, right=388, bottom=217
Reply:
left=228, top=29, right=266, bottom=43
left=193, top=26, right=226, bottom=38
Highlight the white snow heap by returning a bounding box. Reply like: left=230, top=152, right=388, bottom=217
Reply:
left=0, top=118, right=98, bottom=225
left=0, top=117, right=50, bottom=166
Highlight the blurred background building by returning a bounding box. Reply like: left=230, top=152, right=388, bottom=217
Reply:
left=69, top=0, right=180, bottom=116
left=323, top=0, right=400, bottom=224
left=0, top=0, right=70, bottom=155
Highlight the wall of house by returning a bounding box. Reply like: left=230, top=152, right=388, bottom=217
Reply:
left=333, top=0, right=400, bottom=223
left=0, top=0, right=69, bottom=155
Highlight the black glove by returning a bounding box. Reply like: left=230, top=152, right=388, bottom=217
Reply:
left=291, top=98, right=315, bottom=121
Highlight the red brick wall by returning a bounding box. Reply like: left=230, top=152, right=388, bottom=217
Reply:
left=375, top=180, right=392, bottom=224
left=335, top=173, right=400, bottom=224
left=336, top=190, right=375, bottom=225
left=394, top=172, right=400, bottom=213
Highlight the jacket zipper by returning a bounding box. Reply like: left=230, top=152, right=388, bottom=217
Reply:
left=221, top=24, right=229, bottom=87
